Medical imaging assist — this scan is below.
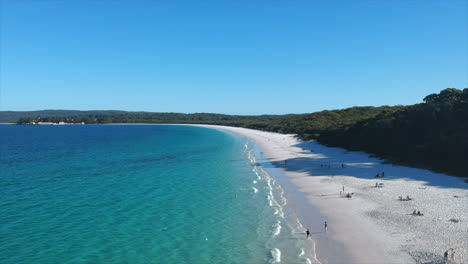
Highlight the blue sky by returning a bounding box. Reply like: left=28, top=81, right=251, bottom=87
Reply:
left=1, top=0, right=466, bottom=114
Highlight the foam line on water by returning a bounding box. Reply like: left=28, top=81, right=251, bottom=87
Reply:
left=243, top=139, right=322, bottom=264
left=272, top=220, right=282, bottom=237
left=270, top=248, right=281, bottom=263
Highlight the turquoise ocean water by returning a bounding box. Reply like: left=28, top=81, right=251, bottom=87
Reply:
left=0, top=125, right=317, bottom=264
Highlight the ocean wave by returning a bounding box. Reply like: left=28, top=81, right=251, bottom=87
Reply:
left=270, top=248, right=281, bottom=263
left=276, top=185, right=287, bottom=206
left=272, top=220, right=282, bottom=237
left=267, top=194, right=274, bottom=207
left=243, top=139, right=320, bottom=264
left=299, top=248, right=313, bottom=264
left=265, top=176, right=285, bottom=218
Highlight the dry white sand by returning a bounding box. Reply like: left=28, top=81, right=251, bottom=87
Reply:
left=196, top=125, right=468, bottom=264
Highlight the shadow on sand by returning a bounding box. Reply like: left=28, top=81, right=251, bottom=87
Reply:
left=260, top=140, right=467, bottom=189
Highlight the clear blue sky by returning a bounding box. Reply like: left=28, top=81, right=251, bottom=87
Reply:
left=1, top=0, right=466, bottom=114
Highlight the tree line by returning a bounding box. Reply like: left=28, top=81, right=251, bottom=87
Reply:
left=16, top=88, right=468, bottom=178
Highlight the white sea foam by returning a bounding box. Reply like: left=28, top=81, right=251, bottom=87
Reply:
left=240, top=138, right=319, bottom=263
left=272, top=220, right=282, bottom=237
left=298, top=248, right=313, bottom=264
left=276, top=184, right=287, bottom=206
left=264, top=175, right=285, bottom=218
left=299, top=248, right=305, bottom=256
left=270, top=248, right=281, bottom=263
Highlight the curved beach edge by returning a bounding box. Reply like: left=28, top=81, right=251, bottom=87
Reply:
left=191, top=124, right=467, bottom=264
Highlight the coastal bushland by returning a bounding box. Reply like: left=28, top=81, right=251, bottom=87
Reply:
left=9, top=88, right=468, bottom=178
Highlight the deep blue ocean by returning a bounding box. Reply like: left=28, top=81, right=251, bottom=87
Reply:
left=0, top=125, right=316, bottom=264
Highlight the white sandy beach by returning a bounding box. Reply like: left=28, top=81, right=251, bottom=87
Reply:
left=197, top=125, right=468, bottom=264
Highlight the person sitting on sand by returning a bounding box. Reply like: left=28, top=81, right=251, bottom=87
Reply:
left=417, top=211, right=423, bottom=216
left=412, top=210, right=417, bottom=215
left=406, top=195, right=411, bottom=200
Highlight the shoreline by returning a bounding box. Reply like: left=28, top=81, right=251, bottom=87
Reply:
left=250, top=139, right=351, bottom=264
left=195, top=125, right=468, bottom=264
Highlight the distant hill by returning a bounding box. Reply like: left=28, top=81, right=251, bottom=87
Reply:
left=8, top=110, right=288, bottom=125
left=0, top=110, right=140, bottom=123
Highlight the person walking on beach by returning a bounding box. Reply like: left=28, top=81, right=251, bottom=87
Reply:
left=450, top=248, right=455, bottom=262
left=444, top=250, right=448, bottom=263
left=306, top=229, right=310, bottom=239
left=324, top=221, right=327, bottom=232
left=342, top=186, right=345, bottom=192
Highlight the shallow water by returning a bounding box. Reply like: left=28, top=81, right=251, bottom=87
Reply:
left=0, top=125, right=317, bottom=264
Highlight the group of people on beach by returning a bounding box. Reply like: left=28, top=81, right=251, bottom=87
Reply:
left=339, top=185, right=354, bottom=198
left=374, top=171, right=385, bottom=178
left=305, top=221, right=327, bottom=239
left=444, top=248, right=456, bottom=263
left=398, top=195, right=412, bottom=201
left=411, top=210, right=424, bottom=216
left=375, top=182, right=384, bottom=188
left=305, top=157, right=462, bottom=263
left=320, top=163, right=347, bottom=169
